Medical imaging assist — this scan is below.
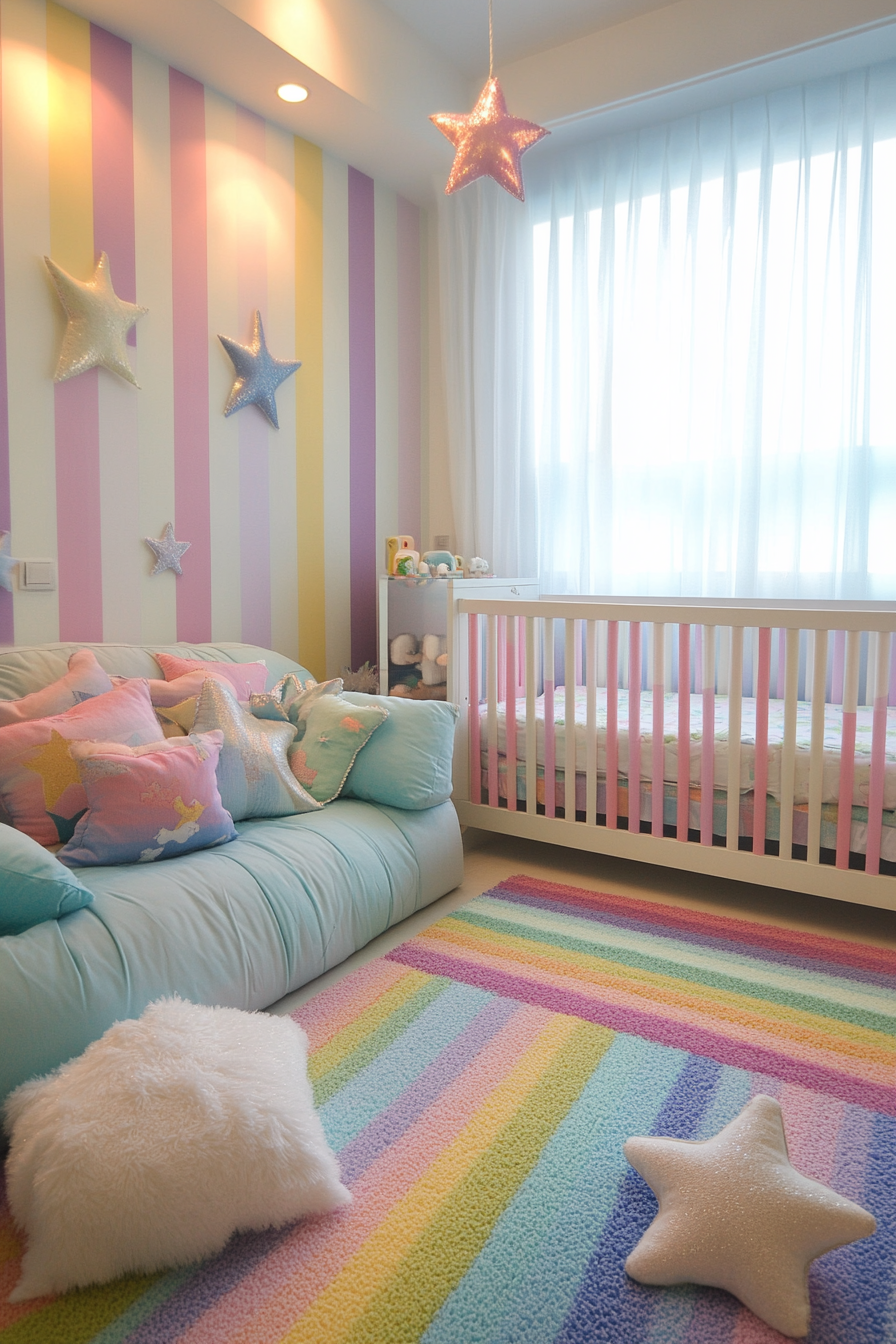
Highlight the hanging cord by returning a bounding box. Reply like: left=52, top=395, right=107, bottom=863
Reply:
left=488, top=0, right=494, bottom=79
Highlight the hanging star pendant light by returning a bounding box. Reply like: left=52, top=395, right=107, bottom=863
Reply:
left=429, top=0, right=548, bottom=201
left=44, top=252, right=147, bottom=386
left=218, top=310, right=301, bottom=430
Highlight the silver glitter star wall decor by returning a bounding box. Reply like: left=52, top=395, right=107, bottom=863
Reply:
left=0, top=532, right=18, bottom=592
left=218, top=310, right=300, bottom=429
left=145, top=523, right=190, bottom=577
left=44, top=252, right=147, bottom=386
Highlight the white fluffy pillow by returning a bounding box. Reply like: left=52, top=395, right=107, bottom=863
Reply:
left=3, top=998, right=351, bottom=1300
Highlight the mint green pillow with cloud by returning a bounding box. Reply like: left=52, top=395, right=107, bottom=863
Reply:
left=1, top=823, right=93, bottom=935
left=288, top=695, right=387, bottom=804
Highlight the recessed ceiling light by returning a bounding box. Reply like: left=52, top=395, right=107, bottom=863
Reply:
left=278, top=83, right=308, bottom=104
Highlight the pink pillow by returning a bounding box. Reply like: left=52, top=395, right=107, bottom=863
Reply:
left=58, top=732, right=237, bottom=867
left=0, top=650, right=113, bottom=727
left=154, top=654, right=268, bottom=700
left=0, top=679, right=162, bottom=845
left=114, top=669, right=239, bottom=710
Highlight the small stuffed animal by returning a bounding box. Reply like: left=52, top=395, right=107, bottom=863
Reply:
left=420, top=634, right=448, bottom=685
left=469, top=556, right=489, bottom=577
left=390, top=633, right=422, bottom=666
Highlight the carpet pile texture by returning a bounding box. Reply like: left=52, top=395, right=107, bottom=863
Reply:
left=1, top=874, right=894, bottom=1343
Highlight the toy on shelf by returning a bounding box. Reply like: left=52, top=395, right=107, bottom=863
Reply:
left=385, top=536, right=415, bottom=573
left=387, top=632, right=447, bottom=700
left=393, top=549, right=419, bottom=576
left=421, top=550, right=458, bottom=574
left=420, top=634, right=448, bottom=685
left=468, top=556, right=490, bottom=577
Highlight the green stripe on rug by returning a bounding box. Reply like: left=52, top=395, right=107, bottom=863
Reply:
left=337, top=1018, right=614, bottom=1344
left=313, top=976, right=450, bottom=1107
left=449, top=907, right=896, bottom=1039
left=0, top=1272, right=160, bottom=1344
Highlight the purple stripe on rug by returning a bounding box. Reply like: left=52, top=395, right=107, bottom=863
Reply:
left=487, top=891, right=896, bottom=992
left=338, top=995, right=518, bottom=1185
left=386, top=946, right=896, bottom=1117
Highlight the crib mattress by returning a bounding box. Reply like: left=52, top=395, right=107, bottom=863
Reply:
left=479, top=687, right=896, bottom=809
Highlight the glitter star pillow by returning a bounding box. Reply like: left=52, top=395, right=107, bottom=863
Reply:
left=0, top=680, right=162, bottom=845
left=57, top=733, right=237, bottom=868
left=190, top=678, right=320, bottom=821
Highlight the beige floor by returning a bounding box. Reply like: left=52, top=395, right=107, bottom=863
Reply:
left=267, top=828, right=896, bottom=1018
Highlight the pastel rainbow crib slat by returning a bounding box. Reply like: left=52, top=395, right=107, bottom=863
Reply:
left=605, top=621, right=619, bottom=830
left=505, top=615, right=517, bottom=813
left=752, top=627, right=771, bottom=856
left=651, top=622, right=664, bottom=838
left=629, top=621, right=641, bottom=833
left=700, top=625, right=714, bottom=846
left=726, top=626, right=743, bottom=851
left=544, top=617, right=556, bottom=819
left=525, top=617, right=537, bottom=815
left=779, top=627, right=800, bottom=861
left=676, top=624, right=690, bottom=841
left=865, top=630, right=891, bottom=874
left=565, top=620, right=576, bottom=819
left=487, top=614, right=498, bottom=809
left=586, top=620, right=598, bottom=825
left=807, top=629, right=829, bottom=865
left=835, top=629, right=860, bottom=869
left=469, top=613, right=481, bottom=806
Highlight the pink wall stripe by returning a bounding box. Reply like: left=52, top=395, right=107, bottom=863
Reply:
left=752, top=628, right=770, bottom=855
left=469, top=613, right=481, bottom=805
left=605, top=621, right=618, bottom=828
left=396, top=197, right=421, bottom=543
left=0, top=6, right=11, bottom=647
left=90, top=27, right=135, bottom=315
left=170, top=69, right=211, bottom=642
left=676, top=625, right=690, bottom=839
left=348, top=167, right=377, bottom=668
left=628, top=622, right=641, bottom=830
left=55, top=373, right=102, bottom=640
left=235, top=106, right=272, bottom=650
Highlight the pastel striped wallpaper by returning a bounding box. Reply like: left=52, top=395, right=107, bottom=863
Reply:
left=0, top=0, right=424, bottom=678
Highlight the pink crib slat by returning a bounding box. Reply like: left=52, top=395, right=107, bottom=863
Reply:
left=469, top=613, right=481, bottom=806
left=505, top=614, right=517, bottom=813
left=652, top=624, right=664, bottom=838
left=544, top=618, right=556, bottom=819
left=487, top=616, right=499, bottom=809
left=606, top=621, right=619, bottom=829
left=752, top=628, right=771, bottom=856
left=835, top=630, right=860, bottom=869
left=677, top=625, right=690, bottom=840
left=865, top=633, right=889, bottom=874
left=629, top=622, right=641, bottom=833
left=498, top=615, right=506, bottom=707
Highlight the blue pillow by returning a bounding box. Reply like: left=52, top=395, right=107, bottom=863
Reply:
left=0, top=824, right=93, bottom=935
left=339, top=693, right=458, bottom=809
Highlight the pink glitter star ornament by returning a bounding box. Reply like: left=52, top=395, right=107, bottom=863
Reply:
left=430, top=76, right=548, bottom=202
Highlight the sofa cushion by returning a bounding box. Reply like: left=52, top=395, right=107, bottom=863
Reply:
left=59, top=732, right=237, bottom=868
left=0, top=823, right=93, bottom=935
left=0, top=649, right=113, bottom=727
left=191, top=679, right=320, bottom=820
left=340, top=693, right=458, bottom=809
left=0, top=680, right=163, bottom=845
left=288, top=695, right=387, bottom=803
left=154, top=652, right=268, bottom=699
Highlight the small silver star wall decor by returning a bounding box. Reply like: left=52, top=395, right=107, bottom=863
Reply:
left=218, top=310, right=300, bottom=429
left=0, top=531, right=18, bottom=592
left=44, top=252, right=147, bottom=386
left=145, top=523, right=190, bottom=577
left=623, top=1094, right=876, bottom=1338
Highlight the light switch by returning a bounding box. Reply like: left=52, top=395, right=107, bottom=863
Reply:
left=21, top=559, right=56, bottom=591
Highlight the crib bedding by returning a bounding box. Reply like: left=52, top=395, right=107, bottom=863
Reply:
left=481, top=759, right=896, bottom=863
left=479, top=686, right=896, bottom=809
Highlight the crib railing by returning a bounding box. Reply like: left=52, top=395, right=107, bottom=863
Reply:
left=448, top=597, right=896, bottom=910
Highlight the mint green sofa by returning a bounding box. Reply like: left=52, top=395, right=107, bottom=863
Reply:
left=0, top=643, right=463, bottom=1108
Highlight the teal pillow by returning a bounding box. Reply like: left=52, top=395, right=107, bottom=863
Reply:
left=0, top=823, right=93, bottom=935
left=340, top=693, right=458, bottom=810
left=288, top=695, right=387, bottom=803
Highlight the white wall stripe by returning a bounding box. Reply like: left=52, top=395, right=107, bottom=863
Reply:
left=3, top=0, right=58, bottom=645
left=322, top=151, right=351, bottom=680
left=265, top=119, right=298, bottom=662
left=204, top=89, right=242, bottom=644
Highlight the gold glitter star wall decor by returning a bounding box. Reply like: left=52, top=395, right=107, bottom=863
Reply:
left=429, top=0, right=548, bottom=201
left=44, top=252, right=147, bottom=386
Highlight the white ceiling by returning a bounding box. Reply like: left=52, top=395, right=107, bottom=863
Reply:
left=63, top=0, right=896, bottom=205
left=376, top=0, right=678, bottom=77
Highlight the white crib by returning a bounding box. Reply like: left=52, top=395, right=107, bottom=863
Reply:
left=448, top=595, right=896, bottom=912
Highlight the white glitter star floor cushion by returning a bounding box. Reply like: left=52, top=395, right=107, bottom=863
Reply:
left=190, top=677, right=321, bottom=820
left=56, top=733, right=237, bottom=867
left=0, top=679, right=163, bottom=845
left=3, top=998, right=352, bottom=1301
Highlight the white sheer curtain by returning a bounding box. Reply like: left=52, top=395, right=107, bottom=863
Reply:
left=440, top=62, right=896, bottom=598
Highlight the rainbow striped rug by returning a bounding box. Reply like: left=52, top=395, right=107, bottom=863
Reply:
left=1, top=875, right=894, bottom=1343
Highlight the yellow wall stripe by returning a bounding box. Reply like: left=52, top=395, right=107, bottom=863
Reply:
left=294, top=135, right=325, bottom=677
left=46, top=1, right=92, bottom=273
